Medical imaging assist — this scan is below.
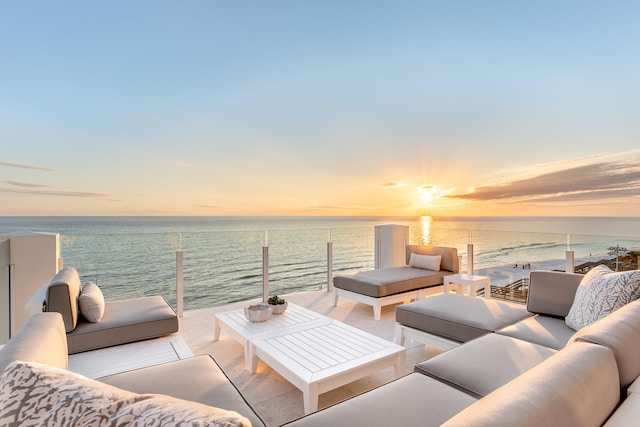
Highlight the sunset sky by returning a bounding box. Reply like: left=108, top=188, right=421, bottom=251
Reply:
left=1, top=1, right=639, bottom=217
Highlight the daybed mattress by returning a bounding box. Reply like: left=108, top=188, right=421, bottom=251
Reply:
left=334, top=266, right=447, bottom=298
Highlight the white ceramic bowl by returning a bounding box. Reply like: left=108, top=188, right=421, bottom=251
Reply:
left=244, top=303, right=272, bottom=322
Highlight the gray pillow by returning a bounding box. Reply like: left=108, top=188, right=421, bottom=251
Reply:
left=565, top=265, right=640, bottom=330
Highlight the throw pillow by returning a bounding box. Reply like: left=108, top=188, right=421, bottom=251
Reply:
left=0, top=361, right=252, bottom=427
left=79, top=281, right=105, bottom=322
left=409, top=253, right=442, bottom=271
left=565, top=265, right=640, bottom=330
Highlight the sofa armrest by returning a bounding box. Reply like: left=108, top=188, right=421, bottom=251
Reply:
left=527, top=270, right=582, bottom=317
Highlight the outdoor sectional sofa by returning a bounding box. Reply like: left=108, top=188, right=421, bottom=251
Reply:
left=286, top=268, right=640, bottom=426
left=333, top=245, right=459, bottom=320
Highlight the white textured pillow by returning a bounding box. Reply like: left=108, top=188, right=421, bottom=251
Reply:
left=409, top=253, right=442, bottom=271
left=565, top=265, right=640, bottom=330
left=79, top=281, right=105, bottom=322
left=0, top=361, right=252, bottom=427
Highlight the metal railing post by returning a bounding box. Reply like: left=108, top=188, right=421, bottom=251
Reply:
left=263, top=230, right=269, bottom=302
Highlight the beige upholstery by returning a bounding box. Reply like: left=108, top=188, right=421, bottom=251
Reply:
left=45, top=267, right=81, bottom=332
left=497, top=315, right=576, bottom=350
left=415, top=333, right=557, bottom=398
left=527, top=270, right=582, bottom=317
left=571, top=299, right=640, bottom=390
left=604, top=393, right=640, bottom=426
left=67, top=296, right=179, bottom=354
left=395, top=294, right=532, bottom=342
left=442, top=342, right=620, bottom=427
left=405, top=245, right=459, bottom=273
left=0, top=312, right=68, bottom=373
left=283, top=373, right=477, bottom=427
left=99, top=355, right=266, bottom=427
left=334, top=267, right=447, bottom=297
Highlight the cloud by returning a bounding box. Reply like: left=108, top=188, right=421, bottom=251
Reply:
left=0, top=188, right=109, bottom=198
left=381, top=182, right=407, bottom=189
left=4, top=181, right=53, bottom=188
left=0, top=161, right=57, bottom=172
left=452, top=161, right=640, bottom=203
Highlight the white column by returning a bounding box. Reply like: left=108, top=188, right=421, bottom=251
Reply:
left=467, top=243, right=474, bottom=275
left=327, top=228, right=333, bottom=292
left=176, top=250, right=184, bottom=317
left=565, top=251, right=575, bottom=274
left=262, top=241, right=269, bottom=302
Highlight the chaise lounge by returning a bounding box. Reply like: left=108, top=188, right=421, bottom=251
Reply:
left=333, top=245, right=459, bottom=320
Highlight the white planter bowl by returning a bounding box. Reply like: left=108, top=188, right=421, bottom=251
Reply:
left=244, top=303, right=272, bottom=322
left=270, top=301, right=288, bottom=315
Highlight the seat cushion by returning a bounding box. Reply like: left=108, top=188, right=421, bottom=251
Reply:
left=283, top=372, right=477, bottom=427
left=415, top=333, right=557, bottom=398
left=497, top=315, right=576, bottom=350
left=527, top=270, right=582, bottom=317
left=67, top=296, right=179, bottom=354
left=334, top=267, right=446, bottom=298
left=442, top=342, right=620, bottom=427
left=99, top=355, right=265, bottom=427
left=396, top=294, right=532, bottom=343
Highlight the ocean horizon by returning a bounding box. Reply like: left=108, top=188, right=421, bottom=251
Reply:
left=2, top=216, right=639, bottom=311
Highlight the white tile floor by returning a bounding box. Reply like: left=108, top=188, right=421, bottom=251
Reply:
left=179, top=289, right=444, bottom=427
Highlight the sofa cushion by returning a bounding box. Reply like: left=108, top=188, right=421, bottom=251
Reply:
left=604, top=393, right=640, bottom=427
left=282, top=372, right=477, bottom=427
left=415, top=333, right=557, bottom=398
left=527, top=270, right=582, bottom=317
left=565, top=265, right=640, bottom=330
left=396, top=294, right=532, bottom=343
left=78, top=281, right=105, bottom=323
left=409, top=253, right=441, bottom=271
left=45, top=267, right=82, bottom=332
left=442, top=342, right=620, bottom=427
left=98, top=354, right=266, bottom=427
left=497, top=315, right=576, bottom=350
left=0, top=360, right=251, bottom=426
left=571, top=299, right=640, bottom=390
left=67, top=296, right=179, bottom=354
left=0, top=312, right=68, bottom=374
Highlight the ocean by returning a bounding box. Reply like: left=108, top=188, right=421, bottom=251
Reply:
left=1, top=216, right=639, bottom=311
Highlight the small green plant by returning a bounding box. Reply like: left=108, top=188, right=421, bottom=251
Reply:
left=268, top=295, right=286, bottom=305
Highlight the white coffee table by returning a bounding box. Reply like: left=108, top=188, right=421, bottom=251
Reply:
left=248, top=320, right=406, bottom=414
left=444, top=274, right=491, bottom=298
left=213, top=303, right=328, bottom=369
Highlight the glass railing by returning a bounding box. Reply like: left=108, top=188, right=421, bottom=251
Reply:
left=58, top=226, right=639, bottom=312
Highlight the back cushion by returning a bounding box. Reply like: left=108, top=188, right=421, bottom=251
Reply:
left=442, top=342, right=620, bottom=427
left=45, top=267, right=81, bottom=332
left=0, top=313, right=68, bottom=374
left=527, top=270, right=582, bottom=317
left=406, top=245, right=459, bottom=273
left=571, top=299, right=640, bottom=390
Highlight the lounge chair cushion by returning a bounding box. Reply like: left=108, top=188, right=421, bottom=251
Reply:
left=604, top=393, right=640, bottom=427
left=78, top=282, right=105, bottom=323
left=497, top=315, right=576, bottom=350
left=0, top=313, right=68, bottom=374
left=571, top=299, right=640, bottom=389
left=442, top=342, right=620, bottom=427
left=99, top=355, right=265, bottom=427
left=282, top=372, right=477, bottom=427
left=395, top=294, right=532, bottom=343
left=415, top=333, right=557, bottom=398
left=0, top=360, right=251, bottom=427
left=334, top=267, right=447, bottom=298
left=408, top=253, right=441, bottom=271
left=66, top=296, right=179, bottom=354
left=565, top=265, right=640, bottom=330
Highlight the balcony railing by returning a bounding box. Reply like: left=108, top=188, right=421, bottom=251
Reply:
left=58, top=226, right=639, bottom=313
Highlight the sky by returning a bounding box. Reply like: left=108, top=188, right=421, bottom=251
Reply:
left=1, top=1, right=639, bottom=217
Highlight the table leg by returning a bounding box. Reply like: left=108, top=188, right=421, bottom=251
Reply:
left=394, top=352, right=406, bottom=377
left=247, top=344, right=258, bottom=373
left=303, top=383, right=319, bottom=415
left=213, top=318, right=221, bottom=341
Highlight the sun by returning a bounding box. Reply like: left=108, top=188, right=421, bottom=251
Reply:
left=420, top=192, right=433, bottom=203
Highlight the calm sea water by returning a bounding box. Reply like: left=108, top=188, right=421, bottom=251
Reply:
left=1, top=216, right=639, bottom=310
